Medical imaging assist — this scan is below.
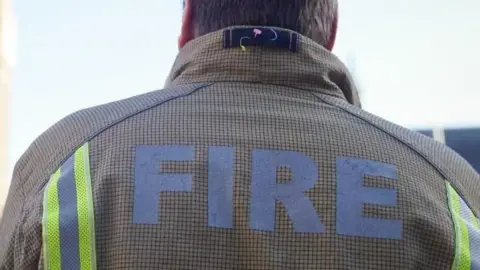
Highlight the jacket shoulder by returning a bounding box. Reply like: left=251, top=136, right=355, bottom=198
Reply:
left=315, top=94, right=480, bottom=210
left=15, top=83, right=209, bottom=197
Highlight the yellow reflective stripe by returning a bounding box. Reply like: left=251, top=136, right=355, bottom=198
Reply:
left=42, top=143, right=96, bottom=270
left=43, top=168, right=63, bottom=270
left=447, top=183, right=471, bottom=270
left=75, top=143, right=97, bottom=270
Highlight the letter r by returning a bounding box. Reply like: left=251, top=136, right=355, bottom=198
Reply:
left=250, top=149, right=324, bottom=233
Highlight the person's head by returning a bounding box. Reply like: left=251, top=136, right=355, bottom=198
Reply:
left=179, top=0, right=339, bottom=51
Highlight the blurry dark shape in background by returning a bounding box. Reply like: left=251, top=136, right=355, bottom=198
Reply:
left=418, top=127, right=480, bottom=173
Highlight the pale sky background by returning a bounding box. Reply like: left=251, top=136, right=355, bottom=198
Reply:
left=7, top=0, right=480, bottom=180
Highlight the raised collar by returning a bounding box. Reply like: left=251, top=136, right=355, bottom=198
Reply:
left=165, top=26, right=361, bottom=106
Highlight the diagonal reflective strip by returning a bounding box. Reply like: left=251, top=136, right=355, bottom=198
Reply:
left=459, top=193, right=480, bottom=270
left=447, top=183, right=471, bottom=270
left=43, top=168, right=63, bottom=270
left=75, top=143, right=97, bottom=270
left=447, top=182, right=480, bottom=270
left=58, top=155, right=80, bottom=270
left=43, top=143, right=97, bottom=270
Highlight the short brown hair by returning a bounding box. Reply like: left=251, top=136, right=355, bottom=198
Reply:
left=189, top=0, right=338, bottom=47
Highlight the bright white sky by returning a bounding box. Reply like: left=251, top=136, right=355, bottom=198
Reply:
left=7, top=0, right=480, bottom=180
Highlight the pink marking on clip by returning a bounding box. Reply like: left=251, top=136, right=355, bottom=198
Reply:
left=253, top=28, right=262, bottom=38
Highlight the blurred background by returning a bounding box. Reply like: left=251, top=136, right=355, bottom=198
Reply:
left=1, top=0, right=479, bottom=216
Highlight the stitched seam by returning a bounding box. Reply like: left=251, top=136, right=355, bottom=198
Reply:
left=310, top=92, right=476, bottom=213
left=37, top=83, right=213, bottom=192
left=169, top=80, right=347, bottom=101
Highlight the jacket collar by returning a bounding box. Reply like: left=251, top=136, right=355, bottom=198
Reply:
left=165, top=26, right=361, bottom=106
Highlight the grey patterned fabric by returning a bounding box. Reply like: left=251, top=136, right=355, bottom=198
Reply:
left=1, top=26, right=479, bottom=269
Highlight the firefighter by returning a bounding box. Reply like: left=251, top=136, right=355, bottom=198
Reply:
left=1, top=0, right=479, bottom=269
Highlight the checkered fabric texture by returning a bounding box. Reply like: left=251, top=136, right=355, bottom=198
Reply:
left=1, top=26, right=479, bottom=269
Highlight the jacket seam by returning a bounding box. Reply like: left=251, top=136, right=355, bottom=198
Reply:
left=169, top=80, right=348, bottom=102
left=310, top=92, right=474, bottom=212
left=37, top=82, right=213, bottom=192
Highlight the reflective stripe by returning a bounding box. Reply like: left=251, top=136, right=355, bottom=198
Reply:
left=43, top=169, right=62, bottom=270
left=58, top=155, right=80, bottom=269
left=42, top=143, right=97, bottom=270
left=74, top=145, right=97, bottom=270
left=446, top=183, right=480, bottom=270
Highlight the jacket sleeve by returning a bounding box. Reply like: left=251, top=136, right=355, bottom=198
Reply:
left=0, top=106, right=99, bottom=269
left=0, top=156, right=43, bottom=270
left=0, top=170, right=23, bottom=270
